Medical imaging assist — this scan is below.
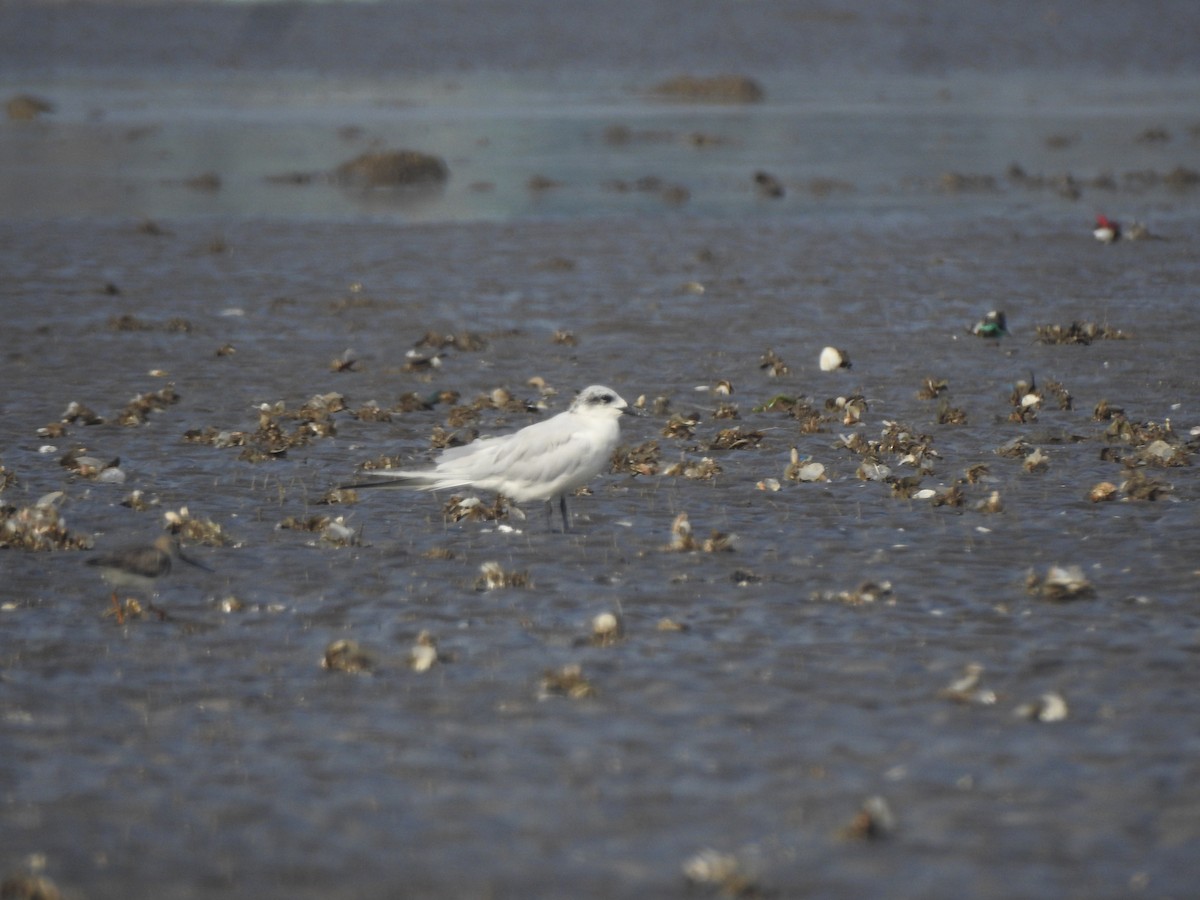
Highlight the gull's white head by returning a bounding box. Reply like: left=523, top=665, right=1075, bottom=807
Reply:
left=569, top=385, right=631, bottom=419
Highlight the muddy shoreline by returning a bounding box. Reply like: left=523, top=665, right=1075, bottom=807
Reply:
left=4, top=211, right=1199, bottom=898
left=3, top=2, right=1200, bottom=897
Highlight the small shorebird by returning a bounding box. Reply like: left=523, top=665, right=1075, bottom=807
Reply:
left=1093, top=215, right=1120, bottom=243
left=343, top=384, right=638, bottom=532
left=87, top=534, right=211, bottom=619
left=971, top=310, right=1009, bottom=338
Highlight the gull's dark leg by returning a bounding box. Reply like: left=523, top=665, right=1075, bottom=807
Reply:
left=559, top=495, right=571, bottom=533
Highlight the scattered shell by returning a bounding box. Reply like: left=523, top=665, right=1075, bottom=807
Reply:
left=1028, top=565, right=1095, bottom=601
left=681, top=848, right=760, bottom=896
left=612, top=440, right=661, bottom=477
left=839, top=399, right=864, bottom=426
left=413, top=331, right=487, bottom=353
left=857, top=461, right=892, bottom=482
left=1023, top=448, right=1050, bottom=473
left=759, top=348, right=789, bottom=377
left=1014, top=692, right=1069, bottom=723
left=0, top=499, right=92, bottom=551
left=662, top=412, right=700, bottom=440
left=1044, top=379, right=1073, bottom=410
left=964, top=464, right=990, bottom=484
left=96, top=467, right=127, bottom=484
left=117, top=383, right=181, bottom=426
left=1140, top=439, right=1189, bottom=467
left=785, top=449, right=827, bottom=483
left=350, top=402, right=391, bottom=423
left=819, top=346, right=852, bottom=371
left=322, top=639, right=372, bottom=673
left=59, top=448, right=120, bottom=478
left=663, top=456, right=722, bottom=480
left=476, top=561, right=531, bottom=590
left=277, top=514, right=331, bottom=533
left=917, top=377, right=949, bottom=399
left=444, top=494, right=509, bottom=524
left=219, top=595, right=246, bottom=613
left=840, top=796, right=897, bottom=840
left=320, top=516, right=359, bottom=546
left=816, top=580, right=894, bottom=606
left=1035, top=321, right=1129, bottom=345
left=121, top=489, right=158, bottom=511
left=60, top=400, right=104, bottom=426
left=665, top=512, right=695, bottom=552
left=887, top=475, right=923, bottom=498
left=657, top=618, right=688, bottom=632
left=756, top=477, right=781, bottom=492
left=707, top=426, right=762, bottom=451
left=36, top=422, right=67, bottom=439
left=1121, top=469, right=1171, bottom=501
left=590, top=611, right=624, bottom=646
left=1088, top=481, right=1118, bottom=503
left=552, top=328, right=578, bottom=344
left=329, top=348, right=357, bottom=372
left=796, top=461, right=827, bottom=482
left=403, top=348, right=444, bottom=372
left=662, top=512, right=734, bottom=553
left=995, top=437, right=1031, bottom=458
left=936, top=399, right=968, bottom=425
left=163, top=507, right=233, bottom=546
left=539, top=664, right=595, bottom=700
left=682, top=849, right=742, bottom=886
left=977, top=490, right=1004, bottom=513
left=408, top=631, right=439, bottom=672
left=938, top=663, right=998, bottom=706
left=703, top=531, right=736, bottom=553
left=930, top=484, right=965, bottom=507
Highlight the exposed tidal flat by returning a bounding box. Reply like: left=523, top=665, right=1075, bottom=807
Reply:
left=2, top=1, right=1200, bottom=897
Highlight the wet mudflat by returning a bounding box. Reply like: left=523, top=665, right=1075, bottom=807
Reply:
left=4, top=1, right=1200, bottom=897
left=3, top=210, right=1199, bottom=898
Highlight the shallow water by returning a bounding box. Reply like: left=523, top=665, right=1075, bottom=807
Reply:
left=3, top=2, right=1200, bottom=898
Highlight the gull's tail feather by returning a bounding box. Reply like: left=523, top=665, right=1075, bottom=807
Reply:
left=340, top=471, right=471, bottom=493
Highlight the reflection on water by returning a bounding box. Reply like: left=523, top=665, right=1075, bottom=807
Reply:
left=3, top=72, right=1200, bottom=221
